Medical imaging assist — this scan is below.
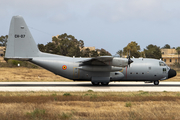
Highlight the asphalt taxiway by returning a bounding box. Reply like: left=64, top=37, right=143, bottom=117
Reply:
left=0, top=82, right=180, bottom=92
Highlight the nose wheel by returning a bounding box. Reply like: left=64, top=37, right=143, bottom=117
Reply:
left=154, top=80, right=159, bottom=85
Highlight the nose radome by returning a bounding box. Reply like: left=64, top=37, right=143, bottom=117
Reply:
left=168, top=69, right=177, bottom=78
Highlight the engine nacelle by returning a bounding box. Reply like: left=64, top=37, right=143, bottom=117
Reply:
left=111, top=58, right=128, bottom=67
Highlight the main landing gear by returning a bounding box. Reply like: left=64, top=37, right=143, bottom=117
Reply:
left=154, top=80, right=159, bottom=85
left=91, top=82, right=109, bottom=86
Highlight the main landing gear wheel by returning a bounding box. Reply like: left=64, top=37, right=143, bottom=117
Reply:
left=154, top=80, right=159, bottom=85
left=101, top=82, right=109, bottom=86
left=91, top=82, right=100, bottom=86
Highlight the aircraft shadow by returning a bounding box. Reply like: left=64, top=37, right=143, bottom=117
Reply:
left=0, top=83, right=180, bottom=87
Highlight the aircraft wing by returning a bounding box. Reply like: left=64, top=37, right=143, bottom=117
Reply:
left=79, top=56, right=113, bottom=66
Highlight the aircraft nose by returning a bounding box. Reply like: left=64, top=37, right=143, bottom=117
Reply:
left=168, top=69, right=177, bottom=78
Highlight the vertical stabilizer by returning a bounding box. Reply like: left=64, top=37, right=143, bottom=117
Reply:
left=5, top=16, right=40, bottom=58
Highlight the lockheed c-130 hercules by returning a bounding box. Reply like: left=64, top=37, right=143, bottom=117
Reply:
left=5, top=16, right=177, bottom=85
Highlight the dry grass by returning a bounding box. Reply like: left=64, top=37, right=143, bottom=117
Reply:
left=0, top=91, right=180, bottom=120
left=0, top=67, right=179, bottom=82
left=0, top=67, right=71, bottom=82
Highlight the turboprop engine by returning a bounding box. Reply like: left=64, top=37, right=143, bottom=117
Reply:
left=110, top=57, right=133, bottom=67
left=80, top=56, right=133, bottom=68
left=111, top=57, right=129, bottom=67
left=78, top=57, right=133, bottom=72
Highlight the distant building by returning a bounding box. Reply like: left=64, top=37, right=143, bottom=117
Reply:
left=80, top=47, right=96, bottom=57
left=80, top=46, right=96, bottom=52
left=95, top=49, right=101, bottom=55
left=0, top=46, right=6, bottom=62
left=161, top=49, right=179, bottom=66
left=53, top=35, right=60, bottom=39
left=0, top=46, right=5, bottom=56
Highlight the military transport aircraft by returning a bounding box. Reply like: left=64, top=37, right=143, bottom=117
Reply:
left=5, top=16, right=176, bottom=85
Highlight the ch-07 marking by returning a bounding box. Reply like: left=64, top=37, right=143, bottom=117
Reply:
left=14, top=34, right=25, bottom=38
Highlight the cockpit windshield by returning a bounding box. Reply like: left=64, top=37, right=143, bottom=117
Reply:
left=159, top=61, right=167, bottom=66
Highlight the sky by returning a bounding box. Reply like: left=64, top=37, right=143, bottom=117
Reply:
left=1, top=0, right=180, bottom=55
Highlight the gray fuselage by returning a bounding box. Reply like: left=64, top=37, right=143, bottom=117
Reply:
left=31, top=56, right=171, bottom=82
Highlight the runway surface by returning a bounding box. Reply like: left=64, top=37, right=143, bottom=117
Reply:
left=0, top=82, right=180, bottom=92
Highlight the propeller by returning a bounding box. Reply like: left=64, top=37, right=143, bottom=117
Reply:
left=127, top=50, right=133, bottom=67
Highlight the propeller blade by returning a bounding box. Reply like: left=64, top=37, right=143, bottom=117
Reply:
left=127, top=51, right=133, bottom=67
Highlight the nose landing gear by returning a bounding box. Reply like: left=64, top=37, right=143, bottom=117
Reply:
left=154, top=80, right=159, bottom=85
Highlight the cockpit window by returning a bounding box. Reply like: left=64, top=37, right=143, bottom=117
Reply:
left=159, top=61, right=166, bottom=66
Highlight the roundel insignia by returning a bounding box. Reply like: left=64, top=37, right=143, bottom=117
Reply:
left=62, top=65, right=67, bottom=70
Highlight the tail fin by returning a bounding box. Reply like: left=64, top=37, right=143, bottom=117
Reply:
left=5, top=16, right=40, bottom=59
